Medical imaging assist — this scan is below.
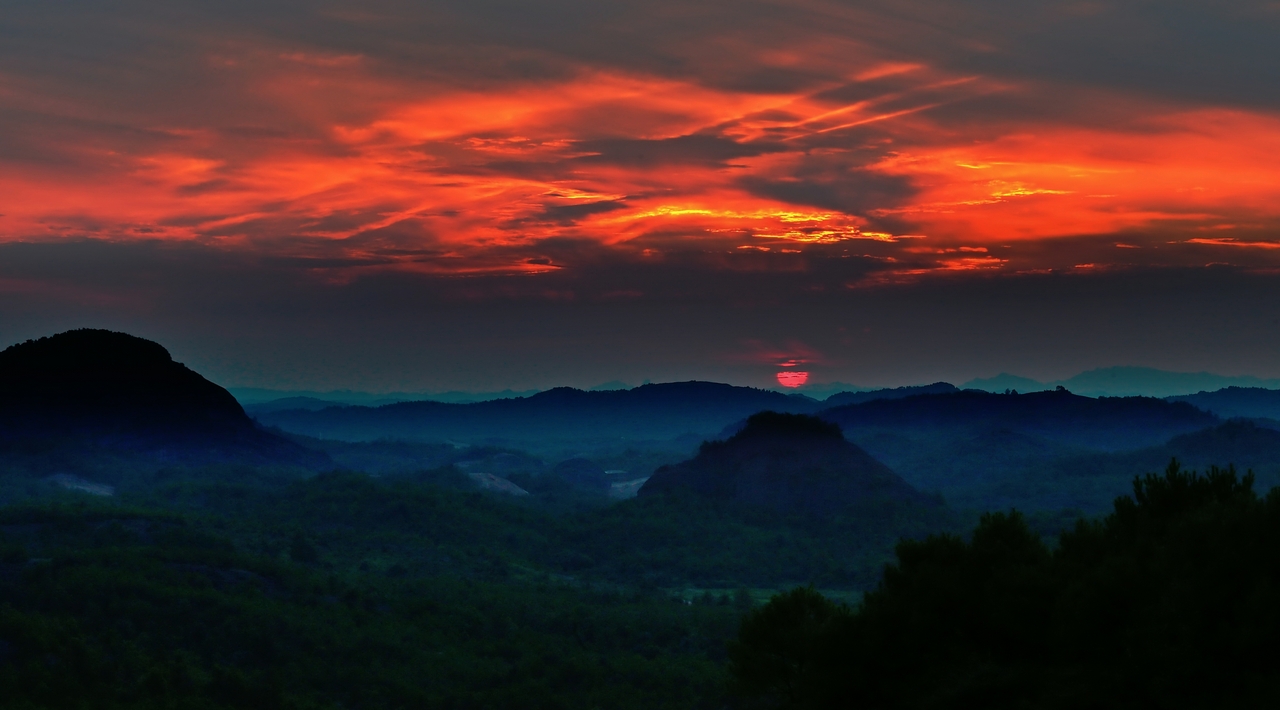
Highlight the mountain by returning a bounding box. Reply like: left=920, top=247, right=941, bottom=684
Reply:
left=1061, top=367, right=1280, bottom=398
left=823, top=382, right=958, bottom=408
left=242, top=396, right=349, bottom=414
left=816, top=389, right=1224, bottom=514
left=0, top=329, right=327, bottom=470
left=821, top=388, right=1217, bottom=452
left=781, top=381, right=870, bottom=400
left=1166, top=387, right=1280, bottom=421
left=960, top=373, right=1048, bottom=393
left=964, top=367, right=1280, bottom=398
left=254, top=381, right=823, bottom=446
left=639, top=412, right=931, bottom=515
left=230, top=387, right=543, bottom=407
left=0, top=329, right=247, bottom=437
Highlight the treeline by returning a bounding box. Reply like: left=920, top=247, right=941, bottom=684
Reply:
left=730, top=460, right=1280, bottom=708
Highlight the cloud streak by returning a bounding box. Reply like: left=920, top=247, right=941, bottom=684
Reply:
left=2, top=0, right=1279, bottom=386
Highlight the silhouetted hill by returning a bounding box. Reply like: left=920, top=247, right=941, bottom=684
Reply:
left=821, top=388, right=1217, bottom=451
left=0, top=330, right=247, bottom=436
left=1167, top=387, right=1280, bottom=420
left=254, top=381, right=823, bottom=445
left=0, top=329, right=328, bottom=470
left=822, top=382, right=958, bottom=408
left=639, top=412, right=931, bottom=514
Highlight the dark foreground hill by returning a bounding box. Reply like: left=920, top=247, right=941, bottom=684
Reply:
left=254, top=381, right=823, bottom=445
left=640, top=412, right=933, bottom=515
left=731, top=463, right=1280, bottom=708
left=0, top=330, right=247, bottom=436
left=0, top=330, right=327, bottom=473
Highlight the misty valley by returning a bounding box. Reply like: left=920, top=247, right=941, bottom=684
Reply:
left=4, top=330, right=1280, bottom=708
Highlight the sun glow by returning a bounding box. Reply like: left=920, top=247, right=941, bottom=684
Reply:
left=776, top=371, right=810, bottom=388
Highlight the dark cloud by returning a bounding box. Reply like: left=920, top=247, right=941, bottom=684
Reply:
left=3, top=238, right=1279, bottom=391
left=571, top=134, right=781, bottom=168
left=533, top=200, right=630, bottom=225
left=739, top=169, right=918, bottom=216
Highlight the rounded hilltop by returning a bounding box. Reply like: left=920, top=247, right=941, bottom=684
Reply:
left=639, top=411, right=933, bottom=515
left=0, top=328, right=250, bottom=436
left=0, top=329, right=328, bottom=469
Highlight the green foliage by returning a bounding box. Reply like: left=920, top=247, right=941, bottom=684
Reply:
left=728, top=587, right=851, bottom=710
left=0, top=507, right=739, bottom=709
left=730, top=459, right=1280, bottom=709
left=288, top=532, right=318, bottom=564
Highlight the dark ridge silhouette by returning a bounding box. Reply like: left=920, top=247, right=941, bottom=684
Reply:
left=1167, top=386, right=1280, bottom=421
left=638, top=412, right=931, bottom=514
left=0, top=329, right=247, bottom=435
left=254, top=381, right=824, bottom=443
left=821, top=388, right=1218, bottom=451
left=0, top=329, right=328, bottom=469
left=822, top=382, right=958, bottom=408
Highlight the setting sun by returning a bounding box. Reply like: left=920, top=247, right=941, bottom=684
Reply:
left=776, top=371, right=810, bottom=388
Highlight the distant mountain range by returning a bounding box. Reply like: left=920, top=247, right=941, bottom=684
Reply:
left=1167, top=387, right=1280, bottom=421
left=962, top=366, right=1280, bottom=398
left=230, top=387, right=542, bottom=407
left=234, top=366, right=1280, bottom=413
left=9, top=328, right=1280, bottom=520
left=254, top=382, right=821, bottom=446
left=823, top=388, right=1216, bottom=452
left=249, top=374, right=1280, bottom=516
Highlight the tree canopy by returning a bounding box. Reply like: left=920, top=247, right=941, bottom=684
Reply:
left=730, top=460, right=1280, bottom=709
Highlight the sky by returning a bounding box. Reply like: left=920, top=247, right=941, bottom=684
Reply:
left=2, top=0, right=1279, bottom=392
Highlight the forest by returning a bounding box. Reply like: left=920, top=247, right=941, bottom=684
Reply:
left=730, top=461, right=1280, bottom=708
left=4, top=459, right=1280, bottom=707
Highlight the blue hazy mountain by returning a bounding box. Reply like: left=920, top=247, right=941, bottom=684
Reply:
left=818, top=388, right=1229, bottom=513
left=253, top=381, right=824, bottom=445
left=964, top=366, right=1280, bottom=397
left=821, top=388, right=1216, bottom=452
left=1167, top=387, right=1280, bottom=421
left=232, top=387, right=543, bottom=407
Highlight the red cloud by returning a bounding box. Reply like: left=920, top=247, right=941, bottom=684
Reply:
left=3, top=5, right=1280, bottom=285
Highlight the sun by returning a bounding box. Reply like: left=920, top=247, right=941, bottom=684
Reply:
left=776, top=371, right=809, bottom=388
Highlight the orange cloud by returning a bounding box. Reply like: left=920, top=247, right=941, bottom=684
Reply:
left=3, top=23, right=1280, bottom=285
